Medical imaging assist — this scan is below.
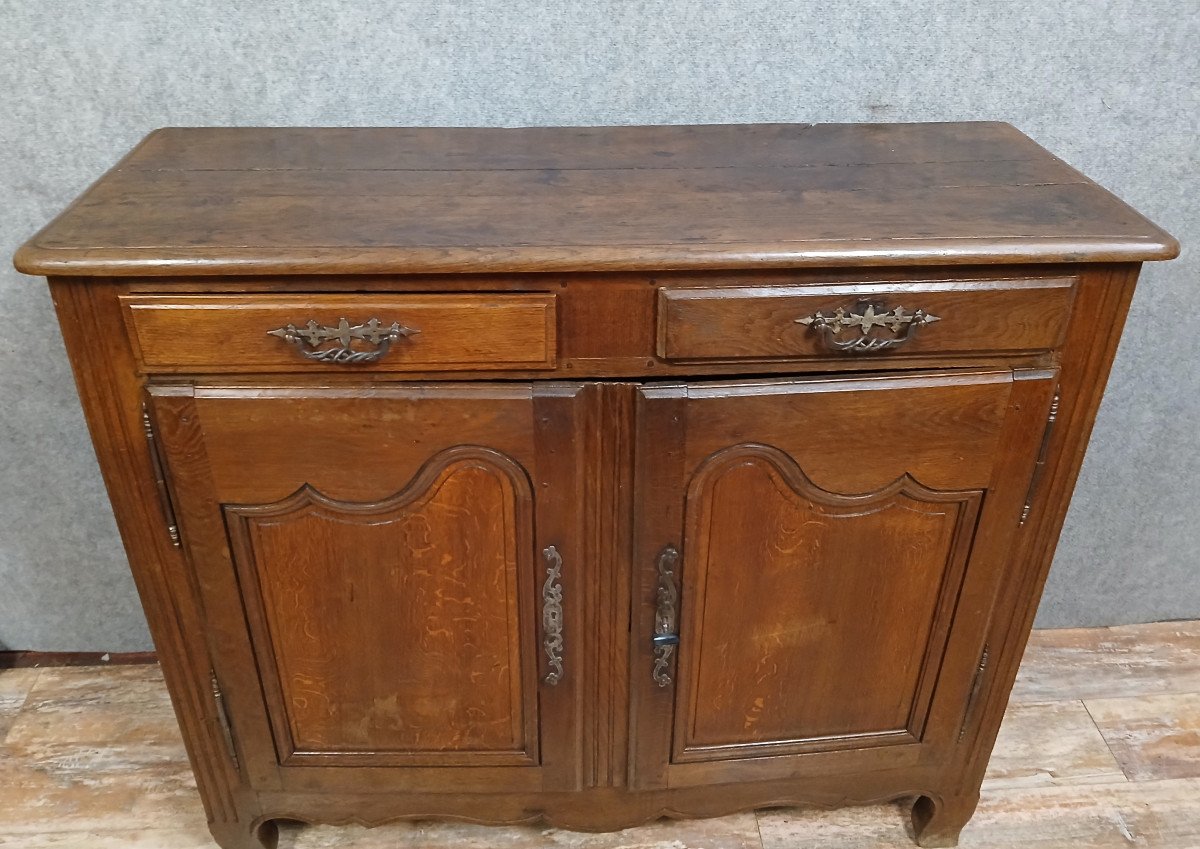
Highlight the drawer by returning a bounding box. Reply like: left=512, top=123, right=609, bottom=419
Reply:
left=121, top=294, right=557, bottom=372
left=658, top=277, right=1076, bottom=361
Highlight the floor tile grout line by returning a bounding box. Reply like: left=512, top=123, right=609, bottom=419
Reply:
left=1012, top=689, right=1200, bottom=705
left=1083, top=689, right=1200, bottom=703
left=1080, top=698, right=1136, bottom=783
left=753, top=808, right=767, bottom=849
left=1, top=667, right=42, bottom=746
left=1005, top=696, right=1113, bottom=708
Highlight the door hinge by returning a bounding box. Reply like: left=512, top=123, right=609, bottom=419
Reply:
left=958, top=643, right=991, bottom=743
left=1020, top=390, right=1061, bottom=525
left=210, top=669, right=240, bottom=769
left=141, top=405, right=181, bottom=547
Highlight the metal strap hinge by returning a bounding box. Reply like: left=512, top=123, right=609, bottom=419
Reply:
left=1020, top=390, right=1062, bottom=525
left=958, top=643, right=991, bottom=743
left=211, top=670, right=239, bottom=769
left=141, top=405, right=181, bottom=548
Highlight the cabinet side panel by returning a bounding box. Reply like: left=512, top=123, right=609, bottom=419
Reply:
left=955, top=263, right=1142, bottom=786
left=46, top=278, right=258, bottom=832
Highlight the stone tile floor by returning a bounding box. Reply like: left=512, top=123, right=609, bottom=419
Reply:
left=1, top=620, right=1198, bottom=848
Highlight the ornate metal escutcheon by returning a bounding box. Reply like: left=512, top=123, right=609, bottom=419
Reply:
left=652, top=544, right=680, bottom=687
left=795, top=302, right=940, bottom=353
left=267, top=317, right=420, bottom=363
left=541, top=545, right=565, bottom=685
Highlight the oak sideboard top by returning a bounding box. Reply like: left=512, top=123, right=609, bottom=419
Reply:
left=15, top=122, right=1177, bottom=278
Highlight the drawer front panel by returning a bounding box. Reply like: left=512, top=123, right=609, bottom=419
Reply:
left=121, top=293, right=557, bottom=372
left=658, top=277, right=1075, bottom=361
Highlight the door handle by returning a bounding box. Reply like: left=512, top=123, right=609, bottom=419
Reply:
left=651, top=545, right=680, bottom=687
left=795, top=302, right=940, bottom=353
left=541, top=545, right=565, bottom=685
left=267, top=317, right=420, bottom=364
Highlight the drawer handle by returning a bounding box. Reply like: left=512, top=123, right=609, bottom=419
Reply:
left=796, top=303, right=940, bottom=353
left=542, top=545, right=565, bottom=685
left=267, top=317, right=420, bottom=364
left=652, top=545, right=680, bottom=688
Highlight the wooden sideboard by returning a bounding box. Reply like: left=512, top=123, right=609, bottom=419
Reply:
left=15, top=123, right=1177, bottom=848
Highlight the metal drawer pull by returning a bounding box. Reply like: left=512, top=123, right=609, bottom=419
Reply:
left=652, top=545, right=680, bottom=687
left=267, top=317, right=420, bottom=364
left=796, top=303, right=940, bottom=353
left=542, top=545, right=565, bottom=685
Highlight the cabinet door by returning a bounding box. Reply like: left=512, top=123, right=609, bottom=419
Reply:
left=630, top=370, right=1057, bottom=787
left=147, top=383, right=585, bottom=794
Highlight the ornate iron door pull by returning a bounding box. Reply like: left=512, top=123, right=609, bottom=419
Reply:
left=267, top=317, right=420, bottom=364
left=541, top=545, right=565, bottom=685
left=795, top=303, right=940, bottom=353
left=652, top=545, right=680, bottom=687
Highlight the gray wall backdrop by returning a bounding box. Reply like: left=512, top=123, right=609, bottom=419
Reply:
left=2, top=0, right=1197, bottom=651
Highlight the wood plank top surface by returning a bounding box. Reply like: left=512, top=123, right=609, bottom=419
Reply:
left=14, top=122, right=1178, bottom=277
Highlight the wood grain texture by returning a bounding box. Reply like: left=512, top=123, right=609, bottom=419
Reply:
left=678, top=448, right=980, bottom=754
left=47, top=278, right=258, bottom=844
left=629, top=368, right=1057, bottom=805
left=14, top=124, right=1177, bottom=277
left=679, top=371, right=1015, bottom=493
left=578, top=383, right=636, bottom=790
left=146, top=381, right=586, bottom=798
left=659, top=277, right=1076, bottom=360
left=107, top=264, right=1081, bottom=382
left=121, top=294, right=557, bottom=373
left=940, top=265, right=1146, bottom=816
left=226, top=450, right=536, bottom=766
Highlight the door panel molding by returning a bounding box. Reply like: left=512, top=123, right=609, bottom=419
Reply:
left=224, top=445, right=539, bottom=768
left=673, top=442, right=983, bottom=762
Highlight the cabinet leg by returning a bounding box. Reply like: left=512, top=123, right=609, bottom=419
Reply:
left=910, top=792, right=979, bottom=848
left=208, top=818, right=278, bottom=849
